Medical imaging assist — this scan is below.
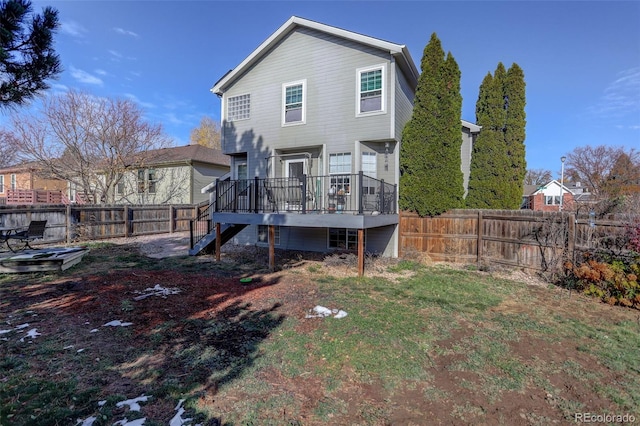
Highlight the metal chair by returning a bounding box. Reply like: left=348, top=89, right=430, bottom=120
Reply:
left=7, top=220, right=47, bottom=252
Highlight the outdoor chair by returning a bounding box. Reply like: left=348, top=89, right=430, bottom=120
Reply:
left=6, top=220, right=47, bottom=252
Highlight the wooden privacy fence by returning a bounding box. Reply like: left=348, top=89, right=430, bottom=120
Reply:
left=399, top=209, right=633, bottom=272
left=0, top=204, right=200, bottom=244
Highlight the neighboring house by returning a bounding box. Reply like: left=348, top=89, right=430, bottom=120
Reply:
left=522, top=180, right=575, bottom=211
left=0, top=161, right=68, bottom=204
left=110, top=144, right=230, bottom=205
left=195, top=16, right=479, bottom=258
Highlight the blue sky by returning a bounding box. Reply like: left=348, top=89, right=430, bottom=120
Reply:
left=18, top=1, right=640, bottom=174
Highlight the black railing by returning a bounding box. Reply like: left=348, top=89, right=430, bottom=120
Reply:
left=213, top=173, right=396, bottom=215
left=189, top=201, right=213, bottom=251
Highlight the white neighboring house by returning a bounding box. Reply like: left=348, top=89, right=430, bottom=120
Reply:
left=112, top=145, right=230, bottom=205
left=522, top=180, right=575, bottom=211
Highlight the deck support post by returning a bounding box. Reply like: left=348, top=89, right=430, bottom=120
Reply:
left=269, top=225, right=275, bottom=271
left=215, top=222, right=221, bottom=261
left=358, top=228, right=364, bottom=277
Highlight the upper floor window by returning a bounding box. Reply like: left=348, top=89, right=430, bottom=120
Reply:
left=228, top=94, right=250, bottom=121
left=357, top=65, right=385, bottom=115
left=0, top=175, right=4, bottom=193
left=282, top=80, right=306, bottom=125
left=10, top=174, right=16, bottom=190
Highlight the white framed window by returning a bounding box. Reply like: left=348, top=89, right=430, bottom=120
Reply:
left=545, top=195, right=561, bottom=205
left=282, top=80, right=306, bottom=125
left=228, top=94, right=250, bottom=121
left=115, top=173, right=124, bottom=195
left=328, top=228, right=363, bottom=250
left=10, top=174, right=16, bottom=190
left=257, top=225, right=280, bottom=245
left=329, top=152, right=352, bottom=194
left=0, top=175, right=4, bottom=193
left=357, top=64, right=385, bottom=115
left=137, top=169, right=157, bottom=194
left=362, top=152, right=377, bottom=178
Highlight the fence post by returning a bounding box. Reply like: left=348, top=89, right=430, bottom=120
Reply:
left=477, top=210, right=483, bottom=267
left=66, top=204, right=71, bottom=244
left=169, top=205, right=174, bottom=233
left=567, top=213, right=576, bottom=264
left=124, top=206, right=129, bottom=238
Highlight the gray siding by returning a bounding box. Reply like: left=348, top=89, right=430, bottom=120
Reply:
left=222, top=27, right=407, bottom=176
left=232, top=223, right=397, bottom=255
left=192, top=163, right=230, bottom=204
left=394, top=62, right=415, bottom=141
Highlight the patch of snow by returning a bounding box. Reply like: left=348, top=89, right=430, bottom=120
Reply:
left=90, top=328, right=99, bottom=333
left=133, top=284, right=181, bottom=300
left=0, top=329, right=12, bottom=334
left=169, top=399, right=193, bottom=426
left=76, top=416, right=97, bottom=426
left=20, top=328, right=41, bottom=342
left=103, top=320, right=133, bottom=327
left=305, top=305, right=348, bottom=319
left=116, top=394, right=151, bottom=411
left=15, top=323, right=29, bottom=329
left=113, top=418, right=146, bottom=426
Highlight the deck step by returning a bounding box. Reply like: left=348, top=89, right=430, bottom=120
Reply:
left=189, top=223, right=248, bottom=255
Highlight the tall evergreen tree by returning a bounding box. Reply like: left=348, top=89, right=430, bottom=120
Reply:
left=466, top=62, right=526, bottom=209
left=399, top=33, right=463, bottom=216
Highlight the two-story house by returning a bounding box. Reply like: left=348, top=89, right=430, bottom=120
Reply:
left=191, top=16, right=479, bottom=266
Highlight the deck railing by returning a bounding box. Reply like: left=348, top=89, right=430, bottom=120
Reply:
left=213, top=173, right=396, bottom=215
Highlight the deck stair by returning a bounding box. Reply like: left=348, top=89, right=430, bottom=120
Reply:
left=188, top=223, right=247, bottom=255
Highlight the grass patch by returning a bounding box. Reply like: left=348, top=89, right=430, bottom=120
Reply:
left=1, top=242, right=639, bottom=424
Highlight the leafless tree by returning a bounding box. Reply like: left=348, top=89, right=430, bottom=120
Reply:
left=0, top=129, right=19, bottom=167
left=524, top=168, right=553, bottom=185
left=189, top=116, right=221, bottom=149
left=11, top=90, right=171, bottom=203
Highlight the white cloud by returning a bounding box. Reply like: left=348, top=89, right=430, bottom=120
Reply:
left=108, top=50, right=124, bottom=60
left=69, top=66, right=103, bottom=86
left=60, top=20, right=87, bottom=38
left=588, top=67, right=640, bottom=118
left=94, top=69, right=108, bottom=76
left=113, top=27, right=139, bottom=38
left=124, top=93, right=156, bottom=110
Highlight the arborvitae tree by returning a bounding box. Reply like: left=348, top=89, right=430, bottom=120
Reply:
left=503, top=63, right=527, bottom=206
left=0, top=0, right=61, bottom=108
left=466, top=62, right=526, bottom=209
left=399, top=33, right=463, bottom=216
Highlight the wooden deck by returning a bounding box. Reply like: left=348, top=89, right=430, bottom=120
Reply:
left=0, top=247, right=90, bottom=274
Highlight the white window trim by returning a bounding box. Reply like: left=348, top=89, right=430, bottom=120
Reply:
left=227, top=93, right=251, bottom=122
left=282, top=79, right=306, bottom=126
left=257, top=225, right=280, bottom=246
left=356, top=64, right=386, bottom=117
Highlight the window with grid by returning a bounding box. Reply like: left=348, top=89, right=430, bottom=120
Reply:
left=362, top=152, right=377, bottom=196
left=257, top=225, right=280, bottom=245
left=283, top=81, right=305, bottom=124
left=147, top=169, right=157, bottom=194
left=328, top=228, right=361, bottom=250
left=227, top=94, right=250, bottom=121
left=329, top=153, right=351, bottom=194
left=137, top=169, right=145, bottom=193
left=0, top=175, right=4, bottom=193
left=10, top=174, right=16, bottom=190
left=359, top=67, right=383, bottom=113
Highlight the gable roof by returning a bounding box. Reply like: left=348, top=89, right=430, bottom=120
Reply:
left=142, top=145, right=230, bottom=167
left=211, top=16, right=419, bottom=95
left=461, top=119, right=481, bottom=133
left=524, top=180, right=574, bottom=196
